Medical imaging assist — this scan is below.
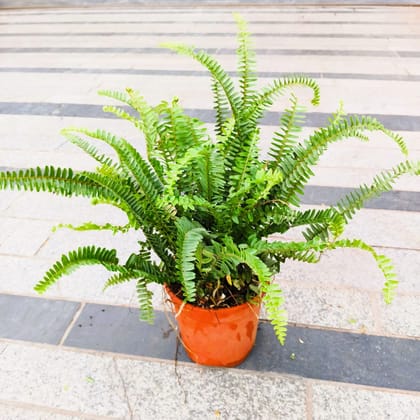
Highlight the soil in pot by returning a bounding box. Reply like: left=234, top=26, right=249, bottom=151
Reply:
left=165, top=284, right=261, bottom=367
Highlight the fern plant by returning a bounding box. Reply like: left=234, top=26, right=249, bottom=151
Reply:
left=1, top=16, right=419, bottom=345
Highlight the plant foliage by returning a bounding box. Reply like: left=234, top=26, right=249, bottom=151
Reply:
left=0, top=16, right=418, bottom=344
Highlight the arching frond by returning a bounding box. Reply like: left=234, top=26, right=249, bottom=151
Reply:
left=34, top=246, right=119, bottom=293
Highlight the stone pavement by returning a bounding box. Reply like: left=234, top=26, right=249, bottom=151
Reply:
left=0, top=3, right=419, bottom=419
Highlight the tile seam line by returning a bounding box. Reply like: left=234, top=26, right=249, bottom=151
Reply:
left=305, top=381, right=314, bottom=420
left=58, top=301, right=85, bottom=346
left=0, top=398, right=116, bottom=420
left=1, top=336, right=419, bottom=397
left=307, top=377, right=420, bottom=396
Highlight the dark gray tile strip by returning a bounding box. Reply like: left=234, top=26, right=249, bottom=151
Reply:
left=2, top=102, right=418, bottom=132
left=63, top=302, right=420, bottom=392
left=0, top=294, right=80, bottom=345
left=4, top=32, right=420, bottom=39
left=1, top=67, right=419, bottom=82
left=2, top=47, right=420, bottom=58
left=302, top=185, right=420, bottom=212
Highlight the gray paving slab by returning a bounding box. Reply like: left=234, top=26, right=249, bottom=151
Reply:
left=61, top=302, right=420, bottom=391
left=312, top=382, right=420, bottom=420
left=65, top=303, right=190, bottom=361
left=0, top=342, right=130, bottom=418
left=302, top=186, right=420, bottom=212
left=0, top=294, right=80, bottom=344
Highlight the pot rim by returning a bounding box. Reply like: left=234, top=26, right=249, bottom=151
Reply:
left=164, top=283, right=261, bottom=315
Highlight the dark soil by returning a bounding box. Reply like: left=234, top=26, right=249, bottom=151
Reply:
left=168, top=281, right=258, bottom=309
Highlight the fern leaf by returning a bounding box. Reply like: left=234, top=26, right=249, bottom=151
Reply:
left=337, top=160, right=420, bottom=222
left=241, top=248, right=288, bottom=345
left=246, top=75, right=320, bottom=123
left=268, top=93, right=305, bottom=168
left=67, top=128, right=163, bottom=205
left=161, top=43, right=241, bottom=121
left=61, top=129, right=121, bottom=171
left=102, top=104, right=140, bottom=128
left=196, top=146, right=225, bottom=203
left=98, top=89, right=131, bottom=106
left=212, top=78, right=231, bottom=136
left=53, top=221, right=131, bottom=234
left=278, top=116, right=409, bottom=207
left=175, top=218, right=206, bottom=302
left=331, top=239, right=399, bottom=304
left=0, top=166, right=119, bottom=202
left=34, top=246, right=119, bottom=293
left=136, top=279, right=155, bottom=323
left=303, top=160, right=420, bottom=240
left=234, top=13, right=257, bottom=110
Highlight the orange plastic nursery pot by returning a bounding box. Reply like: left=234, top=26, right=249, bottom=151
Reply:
left=165, top=284, right=261, bottom=367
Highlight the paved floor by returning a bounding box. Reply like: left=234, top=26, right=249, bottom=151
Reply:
left=0, top=3, right=419, bottom=419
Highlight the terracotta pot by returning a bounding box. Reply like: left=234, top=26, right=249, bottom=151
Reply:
left=165, top=284, right=261, bottom=367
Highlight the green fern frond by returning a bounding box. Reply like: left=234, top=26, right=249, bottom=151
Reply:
left=234, top=13, right=257, bottom=110
left=252, top=238, right=325, bottom=264
left=328, top=100, right=346, bottom=125
left=34, top=246, right=119, bottom=293
left=98, top=89, right=131, bottom=106
left=212, top=78, right=231, bottom=136
left=246, top=75, right=320, bottom=123
left=240, top=248, right=287, bottom=345
left=196, top=146, right=226, bottom=203
left=125, top=89, right=165, bottom=177
left=278, top=116, right=408, bottom=207
left=229, top=128, right=260, bottom=190
left=61, top=129, right=121, bottom=171
left=175, top=218, right=206, bottom=302
left=0, top=166, right=119, bottom=202
left=53, top=221, right=132, bottom=234
left=331, top=239, right=398, bottom=304
left=102, top=105, right=140, bottom=128
left=103, top=263, right=164, bottom=291
left=136, top=279, right=155, bottom=323
left=161, top=43, right=241, bottom=120
left=262, top=281, right=288, bottom=345
left=337, top=160, right=420, bottom=222
left=268, top=94, right=305, bottom=168
left=303, top=160, right=420, bottom=241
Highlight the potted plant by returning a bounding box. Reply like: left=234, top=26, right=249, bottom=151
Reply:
left=1, top=16, right=418, bottom=367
